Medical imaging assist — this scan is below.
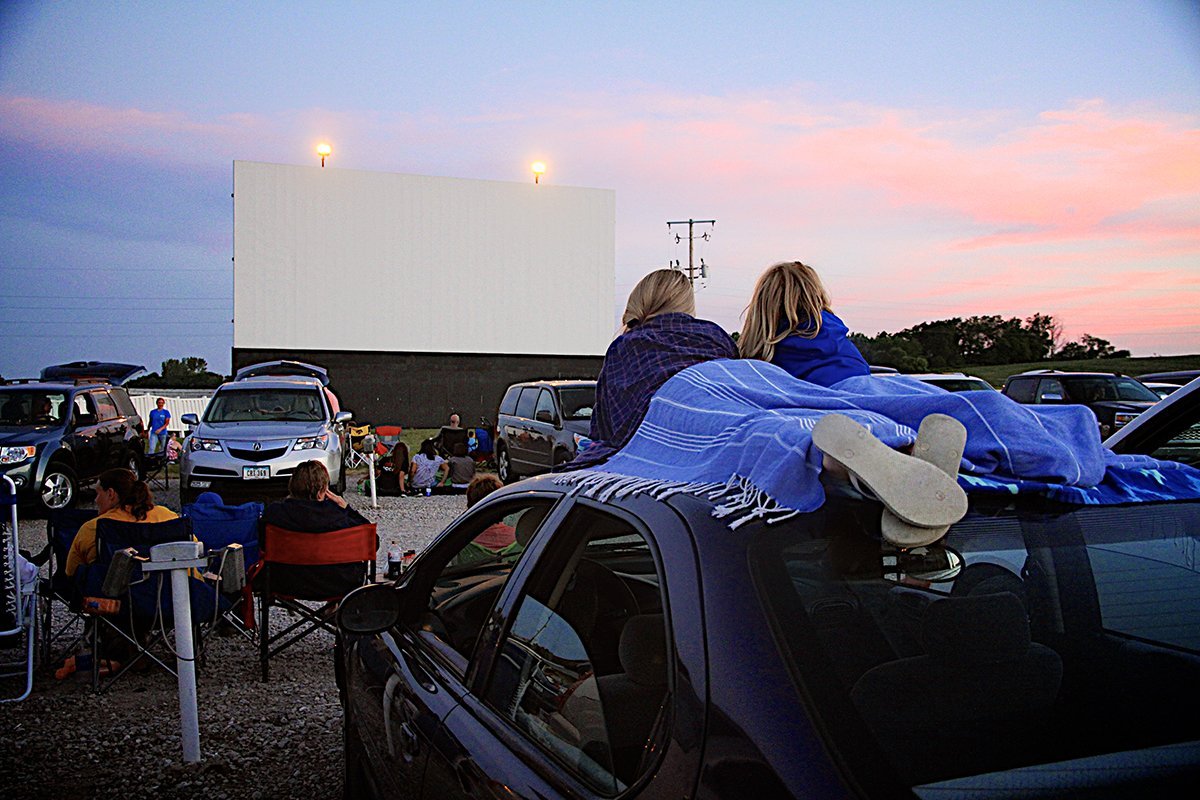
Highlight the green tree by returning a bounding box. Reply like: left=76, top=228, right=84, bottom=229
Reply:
left=130, top=357, right=223, bottom=388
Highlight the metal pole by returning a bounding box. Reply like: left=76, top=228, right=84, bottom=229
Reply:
left=368, top=452, right=378, bottom=509
left=168, top=567, right=200, bottom=762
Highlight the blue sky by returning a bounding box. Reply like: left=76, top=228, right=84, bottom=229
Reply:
left=2, top=1, right=1198, bottom=377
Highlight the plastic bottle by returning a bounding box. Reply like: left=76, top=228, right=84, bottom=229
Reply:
left=386, top=549, right=402, bottom=581
left=424, top=486, right=431, bottom=497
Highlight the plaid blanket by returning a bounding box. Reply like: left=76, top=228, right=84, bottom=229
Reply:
left=556, top=359, right=1200, bottom=528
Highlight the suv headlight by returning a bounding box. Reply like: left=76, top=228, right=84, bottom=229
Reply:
left=0, top=446, right=36, bottom=465
left=1114, top=411, right=1140, bottom=428
left=293, top=434, right=330, bottom=451
left=190, top=437, right=224, bottom=452
left=572, top=433, right=592, bottom=452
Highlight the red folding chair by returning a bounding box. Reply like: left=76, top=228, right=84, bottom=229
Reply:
left=254, top=522, right=377, bottom=681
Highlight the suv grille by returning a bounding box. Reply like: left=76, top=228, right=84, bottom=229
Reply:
left=228, top=446, right=289, bottom=462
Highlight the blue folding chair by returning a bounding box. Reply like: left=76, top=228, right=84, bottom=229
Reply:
left=39, top=507, right=98, bottom=665
left=183, top=492, right=262, bottom=641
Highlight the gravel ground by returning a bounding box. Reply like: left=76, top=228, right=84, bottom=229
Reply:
left=0, top=478, right=467, bottom=800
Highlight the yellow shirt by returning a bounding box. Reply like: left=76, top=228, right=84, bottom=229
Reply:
left=65, top=506, right=180, bottom=577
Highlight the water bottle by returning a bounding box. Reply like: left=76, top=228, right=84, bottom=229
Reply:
left=424, top=486, right=431, bottom=497
left=386, top=549, right=402, bottom=581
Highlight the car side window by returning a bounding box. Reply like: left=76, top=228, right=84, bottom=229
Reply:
left=483, top=507, right=669, bottom=795
left=534, top=389, right=557, bottom=423
left=412, top=501, right=553, bottom=675
left=515, top=388, right=539, bottom=420
left=92, top=390, right=119, bottom=422
left=499, top=386, right=521, bottom=416
left=72, top=393, right=98, bottom=426
left=1005, top=378, right=1036, bottom=403
left=1037, top=378, right=1064, bottom=403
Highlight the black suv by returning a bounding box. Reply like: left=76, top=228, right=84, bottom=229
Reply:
left=1002, top=369, right=1159, bottom=437
left=494, top=380, right=596, bottom=483
left=0, top=362, right=147, bottom=512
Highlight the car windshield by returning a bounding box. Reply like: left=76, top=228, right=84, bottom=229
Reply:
left=0, top=390, right=68, bottom=427
left=750, top=497, right=1200, bottom=795
left=204, top=388, right=326, bottom=422
left=558, top=387, right=596, bottom=421
left=1064, top=377, right=1159, bottom=403
left=927, top=378, right=993, bottom=392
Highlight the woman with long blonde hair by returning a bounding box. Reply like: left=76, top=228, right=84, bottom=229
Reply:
left=739, top=261, right=869, bottom=386
left=562, top=268, right=736, bottom=469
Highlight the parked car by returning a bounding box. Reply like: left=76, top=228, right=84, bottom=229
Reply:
left=1142, top=381, right=1182, bottom=400
left=335, top=472, right=1200, bottom=798
left=0, top=362, right=146, bottom=512
left=179, top=361, right=351, bottom=505
left=1136, top=369, right=1200, bottom=387
left=1001, top=369, right=1159, bottom=437
left=494, top=380, right=595, bottom=483
left=885, top=372, right=995, bottom=392
left=1105, top=377, right=1200, bottom=467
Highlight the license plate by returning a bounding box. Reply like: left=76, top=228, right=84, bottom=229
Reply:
left=243, top=466, right=270, bottom=480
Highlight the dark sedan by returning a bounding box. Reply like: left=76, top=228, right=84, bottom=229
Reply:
left=336, top=475, right=1200, bottom=798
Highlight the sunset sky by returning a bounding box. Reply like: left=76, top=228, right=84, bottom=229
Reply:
left=1, top=1, right=1198, bottom=377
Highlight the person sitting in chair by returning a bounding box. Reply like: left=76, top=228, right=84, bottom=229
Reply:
left=66, top=468, right=178, bottom=577
left=261, top=460, right=372, bottom=597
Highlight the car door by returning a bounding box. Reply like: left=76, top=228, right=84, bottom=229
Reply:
left=343, top=495, right=560, bottom=798
left=422, top=496, right=708, bottom=800
left=507, top=387, right=541, bottom=474
left=67, top=391, right=105, bottom=479
left=526, top=389, right=559, bottom=471
left=90, top=389, right=125, bottom=469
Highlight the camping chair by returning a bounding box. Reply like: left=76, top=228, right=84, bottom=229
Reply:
left=374, top=425, right=403, bottom=458
left=254, top=522, right=377, bottom=681
left=435, top=425, right=469, bottom=458
left=141, top=449, right=170, bottom=492
left=76, top=517, right=204, bottom=692
left=39, top=507, right=98, bottom=666
left=472, top=423, right=494, bottom=466
left=345, top=424, right=374, bottom=470
left=183, top=492, right=263, bottom=642
left=1, top=477, right=39, bottom=702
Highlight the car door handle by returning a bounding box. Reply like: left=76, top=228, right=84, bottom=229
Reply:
left=398, top=721, right=419, bottom=758
left=403, top=651, right=438, bottom=693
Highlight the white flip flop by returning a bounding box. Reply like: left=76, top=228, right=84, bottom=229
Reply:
left=812, top=413, right=967, bottom=530
left=880, top=414, right=968, bottom=548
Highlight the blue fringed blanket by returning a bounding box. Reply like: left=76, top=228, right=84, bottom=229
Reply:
left=554, top=360, right=1200, bottom=528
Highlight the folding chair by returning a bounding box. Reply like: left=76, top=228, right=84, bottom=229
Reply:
left=345, top=424, right=374, bottom=470
left=76, top=517, right=197, bottom=692
left=374, top=425, right=403, bottom=458
left=39, top=507, right=98, bottom=666
left=141, top=450, right=170, bottom=492
left=183, top=493, right=262, bottom=641
left=255, top=522, right=377, bottom=681
left=1, top=478, right=39, bottom=702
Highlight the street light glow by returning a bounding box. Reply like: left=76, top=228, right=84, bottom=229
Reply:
left=531, top=161, right=546, bottom=184
left=317, top=143, right=332, bottom=167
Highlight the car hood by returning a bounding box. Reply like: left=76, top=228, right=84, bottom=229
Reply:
left=0, top=426, right=58, bottom=445
left=1090, top=400, right=1157, bottom=412
left=193, top=420, right=329, bottom=440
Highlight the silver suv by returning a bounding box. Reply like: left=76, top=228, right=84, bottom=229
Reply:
left=179, top=361, right=351, bottom=504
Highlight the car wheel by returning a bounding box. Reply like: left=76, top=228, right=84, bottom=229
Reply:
left=343, top=702, right=373, bottom=800
left=40, top=465, right=77, bottom=512
left=497, top=445, right=514, bottom=484
left=125, top=451, right=141, bottom=480
left=553, top=447, right=571, bottom=467
left=334, top=457, right=347, bottom=495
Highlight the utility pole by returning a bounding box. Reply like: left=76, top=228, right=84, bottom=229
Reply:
left=667, top=218, right=715, bottom=286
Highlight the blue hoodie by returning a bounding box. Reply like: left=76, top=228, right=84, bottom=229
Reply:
left=770, top=310, right=870, bottom=387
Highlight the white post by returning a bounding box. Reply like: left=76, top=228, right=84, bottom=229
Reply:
left=363, top=433, right=378, bottom=508
left=145, top=541, right=207, bottom=763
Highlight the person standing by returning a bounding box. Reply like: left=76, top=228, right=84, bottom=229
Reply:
left=147, top=397, right=171, bottom=454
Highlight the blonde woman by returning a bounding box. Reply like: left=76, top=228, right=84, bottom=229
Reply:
left=739, top=261, right=870, bottom=386
left=564, top=268, right=736, bottom=469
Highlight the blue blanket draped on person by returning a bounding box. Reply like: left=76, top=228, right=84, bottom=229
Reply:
left=556, top=359, right=1200, bottom=529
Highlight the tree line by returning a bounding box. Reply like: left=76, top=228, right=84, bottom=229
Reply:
left=847, top=314, right=1130, bottom=373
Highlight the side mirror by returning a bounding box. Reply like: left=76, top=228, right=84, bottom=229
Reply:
left=334, top=411, right=353, bottom=424
left=883, top=545, right=963, bottom=584
left=337, top=583, right=404, bottom=635
left=181, top=413, right=199, bottom=426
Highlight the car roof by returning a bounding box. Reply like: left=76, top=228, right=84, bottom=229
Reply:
left=0, top=379, right=113, bottom=392
left=509, top=379, right=596, bottom=389
left=1009, top=370, right=1128, bottom=379
left=216, top=375, right=326, bottom=391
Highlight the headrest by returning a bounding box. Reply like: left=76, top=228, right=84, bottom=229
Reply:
left=921, top=592, right=1031, bottom=665
left=513, top=505, right=549, bottom=547
left=195, top=491, right=224, bottom=507
left=619, top=614, right=667, bottom=687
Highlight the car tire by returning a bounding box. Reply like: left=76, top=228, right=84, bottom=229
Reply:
left=553, top=447, right=571, bottom=468
left=497, top=445, right=514, bottom=484
left=334, top=457, right=347, bottom=495
left=125, top=450, right=142, bottom=480
left=343, top=701, right=373, bottom=800
left=39, top=464, right=77, bottom=513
